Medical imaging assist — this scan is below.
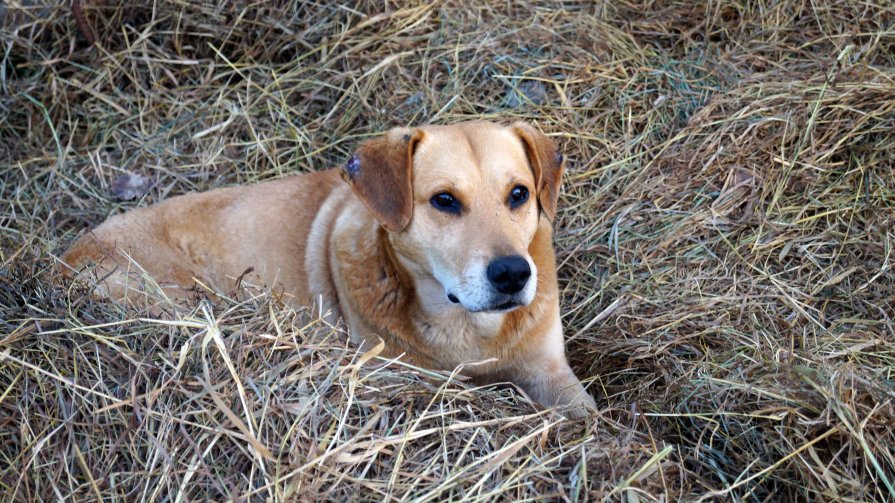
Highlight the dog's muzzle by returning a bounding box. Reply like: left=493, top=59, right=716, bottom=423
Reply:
left=443, top=255, right=535, bottom=313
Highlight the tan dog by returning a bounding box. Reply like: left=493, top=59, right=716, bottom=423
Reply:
left=61, top=121, right=596, bottom=414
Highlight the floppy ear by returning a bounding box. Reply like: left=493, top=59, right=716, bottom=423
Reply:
left=512, top=122, right=565, bottom=221
left=341, top=127, right=424, bottom=232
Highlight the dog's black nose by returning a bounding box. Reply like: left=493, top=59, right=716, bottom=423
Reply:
left=487, top=255, right=531, bottom=295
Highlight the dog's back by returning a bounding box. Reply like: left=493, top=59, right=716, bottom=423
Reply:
left=62, top=169, right=342, bottom=306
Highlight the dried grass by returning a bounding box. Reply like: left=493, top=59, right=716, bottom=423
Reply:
left=2, top=0, right=894, bottom=501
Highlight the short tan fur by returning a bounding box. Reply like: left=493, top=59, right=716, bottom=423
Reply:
left=62, top=121, right=596, bottom=415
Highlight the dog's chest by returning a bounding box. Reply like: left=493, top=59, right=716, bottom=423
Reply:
left=413, top=312, right=512, bottom=369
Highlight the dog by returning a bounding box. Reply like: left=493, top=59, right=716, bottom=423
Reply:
left=61, top=120, right=597, bottom=415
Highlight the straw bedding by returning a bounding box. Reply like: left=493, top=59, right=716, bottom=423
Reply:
left=1, top=1, right=893, bottom=500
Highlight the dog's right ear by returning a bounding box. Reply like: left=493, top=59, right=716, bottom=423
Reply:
left=512, top=122, right=565, bottom=221
left=341, top=127, right=424, bottom=232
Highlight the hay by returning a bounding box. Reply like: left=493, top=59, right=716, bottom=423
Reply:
left=2, top=0, right=894, bottom=500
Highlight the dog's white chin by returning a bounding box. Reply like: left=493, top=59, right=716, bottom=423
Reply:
left=476, top=303, right=526, bottom=314
left=451, top=278, right=538, bottom=314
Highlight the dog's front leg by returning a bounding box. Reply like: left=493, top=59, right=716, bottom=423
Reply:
left=509, top=319, right=596, bottom=417
left=512, top=357, right=596, bottom=418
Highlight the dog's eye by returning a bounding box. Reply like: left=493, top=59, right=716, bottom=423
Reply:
left=430, top=192, right=461, bottom=214
left=509, top=185, right=529, bottom=208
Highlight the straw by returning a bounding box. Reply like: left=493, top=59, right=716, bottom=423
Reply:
left=2, top=1, right=893, bottom=500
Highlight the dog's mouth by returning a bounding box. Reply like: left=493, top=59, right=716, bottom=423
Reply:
left=447, top=293, right=523, bottom=313
left=490, top=299, right=522, bottom=312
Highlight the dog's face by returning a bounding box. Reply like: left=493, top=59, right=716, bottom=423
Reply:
left=342, top=121, right=564, bottom=313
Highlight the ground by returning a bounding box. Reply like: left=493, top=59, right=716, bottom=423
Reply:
left=1, top=1, right=894, bottom=501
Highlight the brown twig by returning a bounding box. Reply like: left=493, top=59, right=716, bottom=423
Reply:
left=71, top=0, right=95, bottom=45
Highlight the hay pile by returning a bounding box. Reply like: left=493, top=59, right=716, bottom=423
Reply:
left=2, top=1, right=894, bottom=500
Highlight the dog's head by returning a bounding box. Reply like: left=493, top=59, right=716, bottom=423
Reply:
left=341, top=121, right=564, bottom=313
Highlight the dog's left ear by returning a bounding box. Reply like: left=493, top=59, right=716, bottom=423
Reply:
left=512, top=122, right=565, bottom=221
left=341, top=127, right=424, bottom=232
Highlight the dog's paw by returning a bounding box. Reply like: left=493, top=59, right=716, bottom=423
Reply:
left=561, top=405, right=590, bottom=420
left=559, top=392, right=597, bottom=419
